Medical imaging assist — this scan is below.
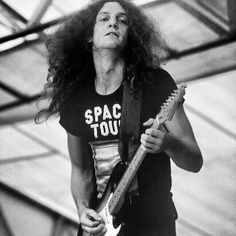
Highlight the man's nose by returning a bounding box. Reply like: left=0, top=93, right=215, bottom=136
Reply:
left=109, top=18, right=118, bottom=29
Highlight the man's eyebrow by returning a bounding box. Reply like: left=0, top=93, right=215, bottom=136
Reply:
left=98, top=11, right=127, bottom=16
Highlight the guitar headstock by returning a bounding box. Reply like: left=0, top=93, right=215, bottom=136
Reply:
left=156, top=83, right=187, bottom=126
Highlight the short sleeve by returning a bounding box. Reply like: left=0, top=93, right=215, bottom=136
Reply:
left=59, top=93, right=84, bottom=136
left=155, top=68, right=177, bottom=96
left=144, top=68, right=177, bottom=105
left=141, top=68, right=185, bottom=125
left=159, top=69, right=185, bottom=104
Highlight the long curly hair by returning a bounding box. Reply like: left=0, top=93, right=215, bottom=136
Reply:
left=35, top=0, right=167, bottom=123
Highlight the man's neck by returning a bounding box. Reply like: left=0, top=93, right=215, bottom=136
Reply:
left=93, top=49, right=125, bottom=95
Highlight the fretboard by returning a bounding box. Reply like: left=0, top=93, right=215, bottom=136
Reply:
left=108, top=144, right=147, bottom=215
left=107, top=84, right=186, bottom=215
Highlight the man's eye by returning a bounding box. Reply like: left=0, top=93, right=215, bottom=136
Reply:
left=119, top=18, right=128, bottom=24
left=100, top=17, right=109, bottom=22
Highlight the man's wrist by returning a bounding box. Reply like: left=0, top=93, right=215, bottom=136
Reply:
left=77, top=200, right=89, bottom=216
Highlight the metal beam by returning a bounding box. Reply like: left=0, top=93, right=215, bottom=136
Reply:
left=0, top=6, right=21, bottom=31
left=166, top=33, right=236, bottom=59
left=185, top=103, right=236, bottom=141
left=0, top=94, right=40, bottom=112
left=140, top=0, right=171, bottom=9
left=176, top=64, right=236, bottom=84
left=0, top=205, right=14, bottom=236
left=0, top=151, right=56, bottom=165
left=227, top=0, right=236, bottom=32
left=0, top=15, right=67, bottom=44
left=0, top=38, right=44, bottom=56
left=178, top=218, right=212, bottom=236
left=176, top=0, right=229, bottom=35
left=27, top=0, right=53, bottom=28
left=0, top=0, right=27, bottom=24
left=12, top=125, right=68, bottom=159
left=0, top=80, right=29, bottom=99
left=195, top=0, right=228, bottom=25
left=0, top=180, right=79, bottom=225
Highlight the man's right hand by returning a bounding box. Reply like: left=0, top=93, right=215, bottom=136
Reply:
left=79, top=207, right=107, bottom=236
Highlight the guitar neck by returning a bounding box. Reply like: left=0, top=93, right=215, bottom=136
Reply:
left=108, top=83, right=186, bottom=215
left=108, top=144, right=147, bottom=215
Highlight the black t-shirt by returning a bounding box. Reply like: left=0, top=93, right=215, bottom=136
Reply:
left=60, top=68, right=178, bottom=228
left=60, top=68, right=177, bottom=140
left=60, top=79, right=123, bottom=141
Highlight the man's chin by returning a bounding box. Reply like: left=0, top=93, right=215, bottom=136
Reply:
left=93, top=43, right=124, bottom=51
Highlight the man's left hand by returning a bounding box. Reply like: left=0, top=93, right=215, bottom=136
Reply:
left=140, top=118, right=172, bottom=154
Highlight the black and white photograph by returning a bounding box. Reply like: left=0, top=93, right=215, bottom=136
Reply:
left=0, top=0, right=235, bottom=236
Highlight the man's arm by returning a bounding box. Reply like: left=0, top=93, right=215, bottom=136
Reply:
left=67, top=132, right=93, bottom=213
left=141, top=103, right=203, bottom=172
left=164, top=103, right=203, bottom=172
left=67, top=132, right=106, bottom=235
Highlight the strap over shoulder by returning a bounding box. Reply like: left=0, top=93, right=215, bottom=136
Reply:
left=118, top=80, right=143, bottom=196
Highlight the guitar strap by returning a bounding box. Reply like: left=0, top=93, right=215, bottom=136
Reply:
left=118, top=79, right=143, bottom=197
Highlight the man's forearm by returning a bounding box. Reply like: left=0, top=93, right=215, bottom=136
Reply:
left=71, top=167, right=94, bottom=216
left=165, top=135, right=203, bottom=172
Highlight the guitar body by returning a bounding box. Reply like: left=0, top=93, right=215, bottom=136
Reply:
left=79, top=162, right=127, bottom=236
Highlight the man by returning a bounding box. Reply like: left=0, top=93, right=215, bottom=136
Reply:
left=36, top=1, right=203, bottom=235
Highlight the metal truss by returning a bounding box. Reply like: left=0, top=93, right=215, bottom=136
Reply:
left=175, top=0, right=229, bottom=35
left=0, top=181, right=78, bottom=236
left=0, top=0, right=27, bottom=24
left=0, top=0, right=236, bottom=113
left=0, top=204, right=14, bottom=236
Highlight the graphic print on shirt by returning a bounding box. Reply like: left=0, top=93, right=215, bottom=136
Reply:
left=84, top=103, right=121, bottom=139
left=89, top=139, right=121, bottom=198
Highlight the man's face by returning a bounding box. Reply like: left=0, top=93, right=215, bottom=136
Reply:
left=92, top=2, right=128, bottom=52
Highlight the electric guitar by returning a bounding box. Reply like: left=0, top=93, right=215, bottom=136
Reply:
left=80, top=83, right=186, bottom=236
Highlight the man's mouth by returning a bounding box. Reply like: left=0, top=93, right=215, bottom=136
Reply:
left=106, top=32, right=119, bottom=37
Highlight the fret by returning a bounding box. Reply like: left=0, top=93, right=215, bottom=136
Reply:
left=109, top=146, right=146, bottom=214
